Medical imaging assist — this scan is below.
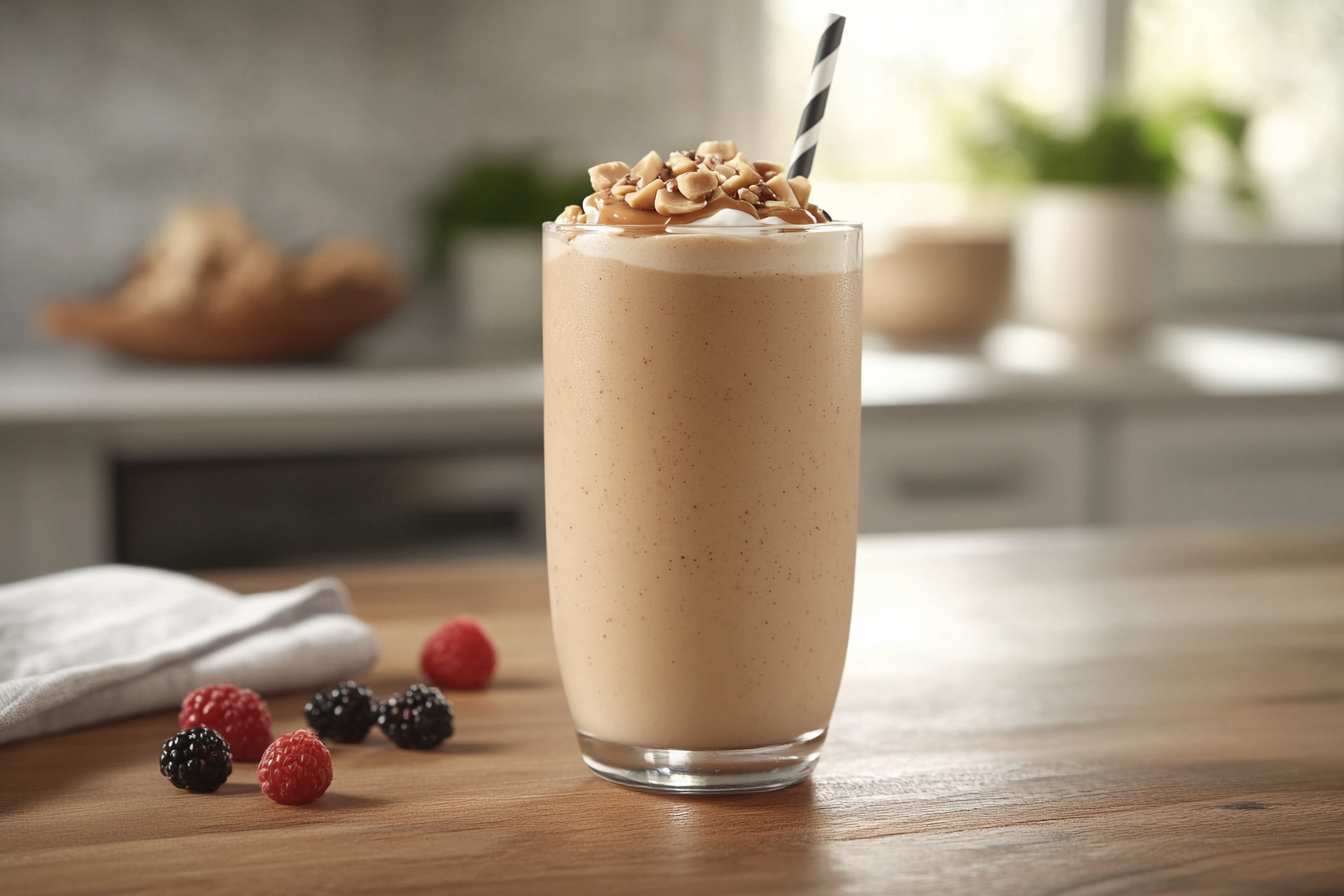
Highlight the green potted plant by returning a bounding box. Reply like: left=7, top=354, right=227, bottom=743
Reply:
left=957, top=95, right=1258, bottom=342
left=420, top=154, right=589, bottom=336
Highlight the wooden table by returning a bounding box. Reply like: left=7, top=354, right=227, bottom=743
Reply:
left=3, top=530, right=1343, bottom=894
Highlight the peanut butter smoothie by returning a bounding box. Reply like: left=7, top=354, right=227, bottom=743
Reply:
left=543, top=141, right=861, bottom=792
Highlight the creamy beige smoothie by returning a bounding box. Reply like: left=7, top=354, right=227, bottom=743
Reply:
left=543, top=141, right=861, bottom=790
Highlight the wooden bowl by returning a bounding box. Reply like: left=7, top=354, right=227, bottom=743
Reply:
left=41, top=208, right=405, bottom=363
left=863, top=228, right=1011, bottom=346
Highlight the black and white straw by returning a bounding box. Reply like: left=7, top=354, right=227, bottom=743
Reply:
left=786, top=13, right=846, bottom=180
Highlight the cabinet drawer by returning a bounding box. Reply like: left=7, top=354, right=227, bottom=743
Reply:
left=859, top=411, right=1090, bottom=532
left=1110, top=404, right=1344, bottom=525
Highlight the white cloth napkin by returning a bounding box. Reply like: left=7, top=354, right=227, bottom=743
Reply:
left=0, top=565, right=378, bottom=745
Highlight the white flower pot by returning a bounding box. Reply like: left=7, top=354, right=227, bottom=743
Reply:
left=452, top=231, right=541, bottom=336
left=1014, top=188, right=1171, bottom=344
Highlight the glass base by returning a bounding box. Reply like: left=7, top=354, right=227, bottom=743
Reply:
left=576, top=728, right=826, bottom=794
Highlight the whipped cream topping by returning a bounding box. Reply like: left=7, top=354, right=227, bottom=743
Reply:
left=546, top=225, right=861, bottom=277
left=672, top=208, right=791, bottom=228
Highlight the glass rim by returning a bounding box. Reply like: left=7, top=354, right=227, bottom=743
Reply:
left=542, top=219, right=861, bottom=235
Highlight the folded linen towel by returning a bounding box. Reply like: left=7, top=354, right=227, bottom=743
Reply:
left=0, top=565, right=378, bottom=745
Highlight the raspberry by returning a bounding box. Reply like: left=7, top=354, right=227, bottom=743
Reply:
left=178, top=684, right=273, bottom=761
left=305, top=680, right=378, bottom=743
left=257, top=730, right=333, bottom=805
left=160, top=727, right=232, bottom=793
left=420, top=618, right=496, bottom=690
left=378, top=684, right=455, bottom=750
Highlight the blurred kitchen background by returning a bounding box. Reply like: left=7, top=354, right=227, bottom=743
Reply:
left=1, top=0, right=1342, bottom=580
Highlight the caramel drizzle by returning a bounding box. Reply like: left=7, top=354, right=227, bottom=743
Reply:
left=594, top=196, right=825, bottom=229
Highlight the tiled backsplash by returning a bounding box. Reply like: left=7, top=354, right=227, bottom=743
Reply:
left=0, top=0, right=763, bottom=350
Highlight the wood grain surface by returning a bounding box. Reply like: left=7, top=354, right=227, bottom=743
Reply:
left=3, top=529, right=1343, bottom=895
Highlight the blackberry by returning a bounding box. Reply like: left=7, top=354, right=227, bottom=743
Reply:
left=160, top=726, right=232, bottom=793
left=378, top=683, right=454, bottom=749
left=304, top=680, right=378, bottom=743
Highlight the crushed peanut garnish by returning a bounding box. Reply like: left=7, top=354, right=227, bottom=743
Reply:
left=556, top=140, right=831, bottom=226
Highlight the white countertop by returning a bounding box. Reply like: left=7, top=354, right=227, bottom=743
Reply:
left=863, top=324, right=1344, bottom=407
left=3, top=325, right=1344, bottom=428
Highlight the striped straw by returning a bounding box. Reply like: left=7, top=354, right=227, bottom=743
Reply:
left=787, top=13, right=846, bottom=180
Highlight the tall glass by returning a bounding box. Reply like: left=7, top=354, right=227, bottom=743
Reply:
left=542, top=221, right=862, bottom=793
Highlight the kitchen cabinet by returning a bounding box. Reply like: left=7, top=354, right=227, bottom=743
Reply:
left=0, top=430, right=107, bottom=580
left=859, top=409, right=1091, bottom=532
left=1107, top=401, right=1344, bottom=526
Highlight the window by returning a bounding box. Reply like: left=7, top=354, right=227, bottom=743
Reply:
left=764, top=0, right=1343, bottom=307
left=1130, top=0, right=1344, bottom=236
left=764, top=0, right=1098, bottom=182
